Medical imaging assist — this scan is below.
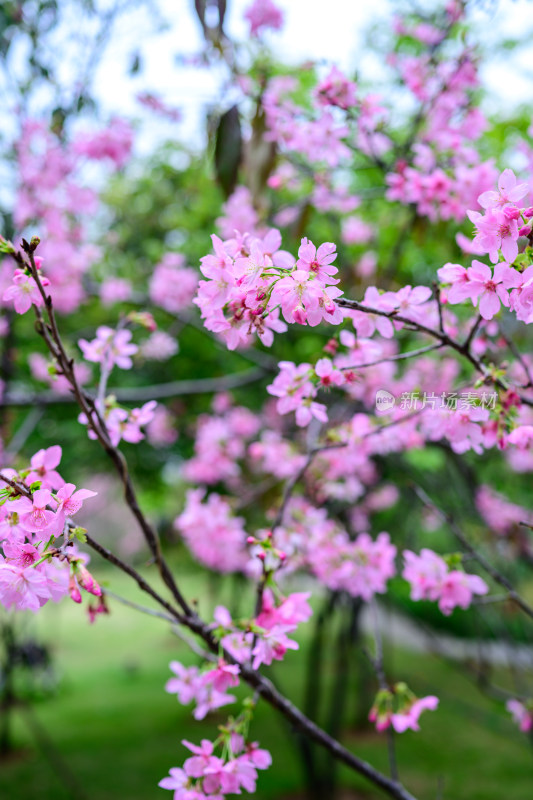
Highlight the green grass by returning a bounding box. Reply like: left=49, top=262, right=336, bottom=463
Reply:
left=0, top=567, right=532, bottom=800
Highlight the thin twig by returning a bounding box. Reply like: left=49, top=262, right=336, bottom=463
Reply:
left=336, top=297, right=531, bottom=407
left=411, top=484, right=533, bottom=622
left=7, top=242, right=418, bottom=800
left=340, top=342, right=443, bottom=372
left=1, top=368, right=267, bottom=407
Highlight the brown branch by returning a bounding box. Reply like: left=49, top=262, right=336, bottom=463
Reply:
left=411, top=484, right=533, bottom=622
left=1, top=367, right=267, bottom=408
left=340, top=342, right=443, bottom=372
left=6, top=241, right=419, bottom=800
left=336, top=297, right=532, bottom=407
left=23, top=244, right=192, bottom=617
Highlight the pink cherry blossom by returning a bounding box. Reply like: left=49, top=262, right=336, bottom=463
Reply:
left=158, top=767, right=189, bottom=796
left=467, top=208, right=520, bottom=264
left=150, top=253, right=198, bottom=313
left=506, top=699, right=533, bottom=733
left=79, top=326, right=138, bottom=370
left=3, top=269, right=49, bottom=314
left=0, top=564, right=52, bottom=612
left=296, top=239, right=339, bottom=283
left=403, top=549, right=488, bottom=614
left=466, top=260, right=521, bottom=320
left=478, top=169, right=529, bottom=210
left=26, top=445, right=64, bottom=490
left=391, top=696, right=439, bottom=732
left=437, top=262, right=471, bottom=304
left=315, top=358, right=344, bottom=387
left=244, top=0, right=284, bottom=37
left=11, top=489, right=56, bottom=534
left=204, top=660, right=240, bottom=693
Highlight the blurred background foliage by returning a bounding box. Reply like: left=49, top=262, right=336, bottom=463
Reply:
left=1, top=1, right=533, bottom=798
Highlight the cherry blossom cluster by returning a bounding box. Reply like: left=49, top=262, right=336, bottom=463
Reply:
left=165, top=659, right=240, bottom=721
left=79, top=399, right=158, bottom=448
left=258, top=2, right=496, bottom=228
left=158, top=590, right=310, bottom=797
left=506, top=699, right=533, bottom=734
left=385, top=49, right=497, bottom=223
left=273, top=501, right=397, bottom=601
left=79, top=325, right=138, bottom=372
left=369, top=684, right=439, bottom=733
left=175, top=490, right=249, bottom=574
left=5, top=4, right=533, bottom=798
left=244, top=0, right=283, bottom=37
left=402, top=549, right=488, bottom=615
left=211, top=591, right=312, bottom=670
left=195, top=233, right=343, bottom=350
left=182, top=403, right=260, bottom=487
left=438, top=170, right=533, bottom=322
left=0, top=446, right=98, bottom=614
left=159, top=735, right=271, bottom=799
left=0, top=117, right=132, bottom=313
left=476, top=485, right=532, bottom=538
left=149, top=253, right=199, bottom=314
left=76, top=320, right=159, bottom=446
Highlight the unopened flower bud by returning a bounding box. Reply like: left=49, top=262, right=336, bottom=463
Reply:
left=292, top=305, right=307, bottom=325
left=323, top=295, right=335, bottom=313
left=77, top=564, right=102, bottom=597
left=69, top=574, right=82, bottom=604
left=503, top=206, right=521, bottom=221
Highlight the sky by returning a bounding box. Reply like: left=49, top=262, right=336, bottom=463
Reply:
left=1, top=0, right=532, bottom=155
left=80, top=0, right=533, bottom=154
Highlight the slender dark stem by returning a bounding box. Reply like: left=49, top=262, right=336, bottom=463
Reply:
left=433, top=281, right=445, bottom=335
left=336, top=297, right=530, bottom=406
left=24, top=246, right=192, bottom=617
left=411, top=484, right=533, bottom=621
left=340, top=342, right=443, bottom=372
left=1, top=368, right=267, bottom=407
left=7, top=242, right=419, bottom=800
left=371, top=601, right=399, bottom=782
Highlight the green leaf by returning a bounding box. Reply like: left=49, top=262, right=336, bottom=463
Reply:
left=214, top=105, right=242, bottom=198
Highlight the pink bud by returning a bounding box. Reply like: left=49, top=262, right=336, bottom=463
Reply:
left=503, top=206, right=521, bottom=221
left=292, top=305, right=307, bottom=325
left=278, top=550, right=287, bottom=561
left=246, top=536, right=256, bottom=544
left=69, top=575, right=82, bottom=604
left=77, top=564, right=102, bottom=597
left=323, top=295, right=335, bottom=313
left=267, top=176, right=282, bottom=189
left=525, top=207, right=533, bottom=218
left=257, top=551, right=266, bottom=561
left=519, top=226, right=531, bottom=237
